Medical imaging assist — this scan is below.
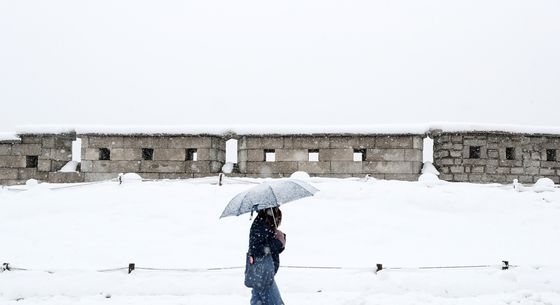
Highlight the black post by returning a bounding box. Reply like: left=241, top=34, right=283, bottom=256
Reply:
left=376, top=263, right=383, bottom=273
left=219, top=173, right=224, bottom=186
left=128, top=263, right=135, bottom=274
left=502, top=260, right=509, bottom=270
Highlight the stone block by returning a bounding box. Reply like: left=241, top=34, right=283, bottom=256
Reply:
left=0, top=168, right=18, bottom=179
left=510, top=167, right=525, bottom=175
left=108, top=148, right=142, bottom=161
left=499, top=160, right=523, bottom=167
left=80, top=160, right=93, bottom=172
left=140, top=161, right=185, bottom=173
left=48, top=172, right=85, bottom=183
left=210, top=161, right=224, bottom=173
left=84, top=173, right=118, bottom=182
left=438, top=158, right=455, bottom=165
left=245, top=149, right=264, bottom=162
left=197, top=148, right=223, bottom=161
left=376, top=136, right=413, bottom=149
left=20, top=136, right=42, bottom=144
left=38, top=160, right=52, bottom=172
left=12, top=144, right=42, bottom=156
left=0, top=156, right=26, bottom=168
left=284, top=136, right=330, bottom=149
left=328, top=136, right=362, bottom=149
left=487, top=149, right=499, bottom=159
left=413, top=136, right=424, bottom=149
left=451, top=135, right=463, bottom=143
left=43, top=148, right=73, bottom=161
left=540, top=161, right=560, bottom=169
left=449, top=150, right=462, bottom=158
left=154, top=149, right=186, bottom=161
left=260, top=137, right=284, bottom=149
left=83, top=148, right=100, bottom=161
left=41, top=137, right=56, bottom=148
left=452, top=174, right=468, bottom=181
left=518, top=175, right=534, bottom=183
left=52, top=160, right=68, bottom=171
left=435, top=150, right=449, bottom=158
left=54, top=138, right=73, bottom=150
left=439, top=174, right=453, bottom=181
left=331, top=161, right=363, bottom=174
left=496, top=167, right=511, bottom=174
left=238, top=150, right=248, bottom=163
left=366, top=149, right=405, bottom=161
left=122, top=136, right=170, bottom=148
left=540, top=168, right=556, bottom=175
left=92, top=160, right=141, bottom=173
left=363, top=161, right=414, bottom=174
left=211, top=137, right=226, bottom=149
left=405, top=149, right=422, bottom=162
left=18, top=168, right=49, bottom=181
left=168, top=136, right=212, bottom=148
left=471, top=166, right=485, bottom=173
left=276, top=149, right=308, bottom=162
left=87, top=136, right=124, bottom=148
left=449, top=166, right=464, bottom=174
left=0, top=145, right=12, bottom=155
left=245, top=162, right=298, bottom=175
left=239, top=137, right=262, bottom=149
left=185, top=161, right=212, bottom=173
left=319, top=148, right=353, bottom=161
left=297, top=161, right=331, bottom=174
left=462, top=159, right=488, bottom=166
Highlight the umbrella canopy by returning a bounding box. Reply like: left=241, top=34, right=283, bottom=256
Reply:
left=220, top=179, right=319, bottom=218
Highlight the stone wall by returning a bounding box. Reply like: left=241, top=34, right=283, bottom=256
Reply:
left=237, top=135, right=424, bottom=180
left=432, top=132, right=560, bottom=183
left=0, top=133, right=80, bottom=185
left=79, top=135, right=225, bottom=181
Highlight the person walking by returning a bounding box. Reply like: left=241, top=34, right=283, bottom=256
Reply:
left=247, top=207, right=286, bottom=305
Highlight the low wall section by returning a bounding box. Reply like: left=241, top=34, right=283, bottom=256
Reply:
left=432, top=132, right=560, bottom=183
left=237, top=135, right=424, bottom=180
left=80, top=135, right=225, bottom=181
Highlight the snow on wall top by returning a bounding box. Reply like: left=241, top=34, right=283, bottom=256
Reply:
left=0, top=132, right=21, bottom=142
left=7, top=123, right=560, bottom=136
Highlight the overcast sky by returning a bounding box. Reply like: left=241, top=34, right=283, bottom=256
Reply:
left=1, top=0, right=559, bottom=131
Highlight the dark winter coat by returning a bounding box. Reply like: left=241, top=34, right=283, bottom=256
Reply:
left=248, top=216, right=285, bottom=274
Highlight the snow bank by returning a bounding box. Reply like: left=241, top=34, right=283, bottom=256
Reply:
left=59, top=161, right=79, bottom=173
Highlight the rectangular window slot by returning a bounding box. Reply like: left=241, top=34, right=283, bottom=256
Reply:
left=26, top=155, right=38, bottom=168
left=546, top=149, right=557, bottom=162
left=264, top=149, right=276, bottom=162
left=469, top=146, right=481, bottom=159
left=142, top=148, right=154, bottom=161
left=308, top=149, right=319, bottom=162
left=353, top=149, right=366, bottom=161
left=505, top=147, right=515, bottom=160
left=99, top=148, right=111, bottom=160
left=186, top=149, right=198, bottom=161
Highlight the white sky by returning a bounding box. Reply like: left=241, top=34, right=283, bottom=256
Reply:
left=1, top=0, right=559, bottom=131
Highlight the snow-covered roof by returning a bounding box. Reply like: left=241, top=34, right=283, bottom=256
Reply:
left=7, top=123, right=560, bottom=137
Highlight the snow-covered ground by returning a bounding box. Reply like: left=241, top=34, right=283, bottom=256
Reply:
left=1, top=176, right=560, bottom=304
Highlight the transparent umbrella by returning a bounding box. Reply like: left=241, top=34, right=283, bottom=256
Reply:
left=220, top=179, right=319, bottom=219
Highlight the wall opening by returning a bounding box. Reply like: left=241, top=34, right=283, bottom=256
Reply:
left=506, top=147, right=515, bottom=160
left=26, top=155, right=38, bottom=168
left=469, top=146, right=481, bottom=159
left=186, top=148, right=198, bottom=161
left=353, top=149, right=366, bottom=161
left=546, top=149, right=557, bottom=162
left=226, top=139, right=238, bottom=163
left=264, top=149, right=276, bottom=162
left=72, top=138, right=82, bottom=162
left=99, top=148, right=111, bottom=160
left=142, top=148, right=154, bottom=161
left=308, top=149, right=319, bottom=162
left=423, top=137, right=434, bottom=162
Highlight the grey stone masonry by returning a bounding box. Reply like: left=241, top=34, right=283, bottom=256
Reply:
left=237, top=135, right=423, bottom=180
left=432, top=132, right=560, bottom=183
left=79, top=135, right=225, bottom=181
left=0, top=133, right=77, bottom=185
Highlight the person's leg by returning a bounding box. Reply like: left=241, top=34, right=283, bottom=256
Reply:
left=269, top=280, right=284, bottom=305
left=251, top=288, right=266, bottom=305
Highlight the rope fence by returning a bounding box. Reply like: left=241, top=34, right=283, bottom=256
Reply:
left=1, top=260, right=518, bottom=275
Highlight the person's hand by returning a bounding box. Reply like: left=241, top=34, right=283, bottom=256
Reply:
left=275, top=229, right=286, bottom=246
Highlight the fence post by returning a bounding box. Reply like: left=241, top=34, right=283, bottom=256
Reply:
left=502, top=261, right=509, bottom=270
left=218, top=173, right=224, bottom=186
left=128, top=263, right=135, bottom=274
left=1, top=263, right=10, bottom=272
left=375, top=263, right=383, bottom=273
